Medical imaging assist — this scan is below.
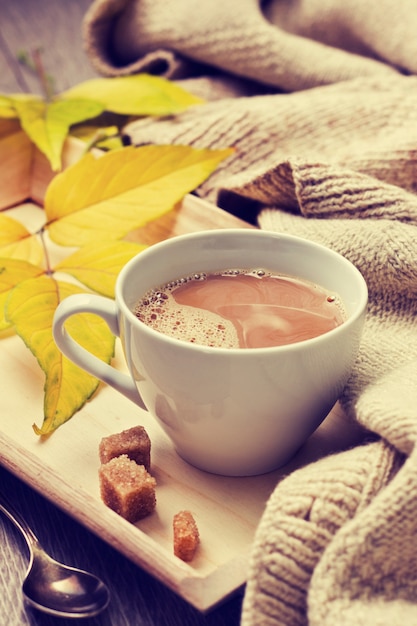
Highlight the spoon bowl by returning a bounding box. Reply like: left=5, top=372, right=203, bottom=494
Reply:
left=0, top=491, right=110, bottom=618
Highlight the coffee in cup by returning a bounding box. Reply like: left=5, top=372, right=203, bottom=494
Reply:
left=134, top=268, right=346, bottom=349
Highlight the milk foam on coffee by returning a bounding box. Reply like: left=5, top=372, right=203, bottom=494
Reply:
left=134, top=269, right=346, bottom=349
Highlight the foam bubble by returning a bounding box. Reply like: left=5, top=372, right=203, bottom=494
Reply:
left=135, top=297, right=240, bottom=348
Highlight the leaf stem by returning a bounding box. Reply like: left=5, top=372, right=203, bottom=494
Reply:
left=38, top=227, right=53, bottom=275
left=17, top=47, right=55, bottom=101
left=31, top=48, right=55, bottom=101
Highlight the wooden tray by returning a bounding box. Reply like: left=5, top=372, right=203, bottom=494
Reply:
left=0, top=125, right=366, bottom=611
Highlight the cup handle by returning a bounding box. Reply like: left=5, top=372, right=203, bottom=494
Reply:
left=52, top=293, right=146, bottom=409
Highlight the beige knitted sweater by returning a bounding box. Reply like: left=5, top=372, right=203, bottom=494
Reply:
left=83, top=2, right=417, bottom=624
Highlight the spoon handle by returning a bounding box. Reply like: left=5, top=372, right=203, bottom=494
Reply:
left=0, top=491, right=39, bottom=552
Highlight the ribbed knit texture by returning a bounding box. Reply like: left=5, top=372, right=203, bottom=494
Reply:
left=82, top=3, right=417, bottom=624
left=242, top=441, right=404, bottom=625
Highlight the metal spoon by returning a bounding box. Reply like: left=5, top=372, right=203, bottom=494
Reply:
left=0, top=491, right=110, bottom=618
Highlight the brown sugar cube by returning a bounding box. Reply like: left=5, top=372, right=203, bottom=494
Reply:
left=99, top=425, right=151, bottom=470
left=173, top=510, right=200, bottom=562
left=99, top=455, right=156, bottom=522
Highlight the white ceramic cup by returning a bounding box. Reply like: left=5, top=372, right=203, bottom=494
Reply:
left=52, top=229, right=367, bottom=476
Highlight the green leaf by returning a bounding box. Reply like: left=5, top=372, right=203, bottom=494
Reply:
left=55, top=240, right=146, bottom=297
left=0, top=258, right=44, bottom=330
left=0, top=214, right=43, bottom=264
left=10, top=95, right=105, bottom=171
left=61, top=74, right=204, bottom=116
left=6, top=275, right=115, bottom=434
left=44, top=144, right=234, bottom=246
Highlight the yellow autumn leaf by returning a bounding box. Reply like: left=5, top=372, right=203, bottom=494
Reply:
left=2, top=75, right=203, bottom=170
left=0, top=95, right=18, bottom=119
left=94, top=135, right=124, bottom=151
left=0, top=258, right=44, bottom=330
left=5, top=275, right=115, bottom=434
left=0, top=214, right=43, bottom=264
left=55, top=240, right=146, bottom=297
left=44, top=144, right=233, bottom=246
left=70, top=124, right=124, bottom=151
left=10, top=94, right=105, bottom=171
left=70, top=124, right=119, bottom=140
left=61, top=74, right=204, bottom=116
